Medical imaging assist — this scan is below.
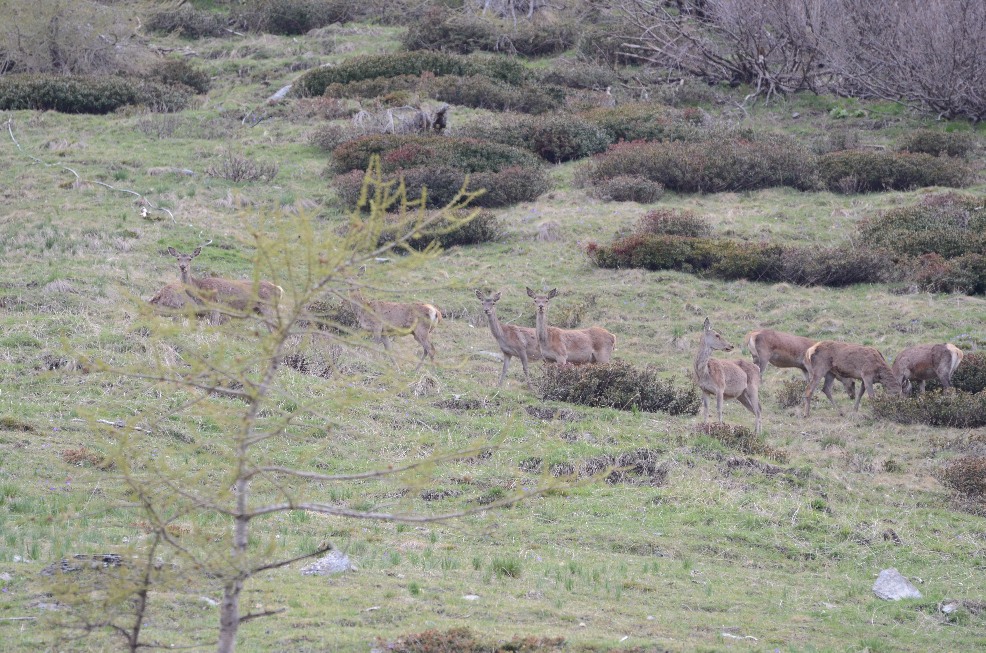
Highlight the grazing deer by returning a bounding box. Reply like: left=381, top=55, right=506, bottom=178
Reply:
left=803, top=340, right=902, bottom=417
left=476, top=290, right=543, bottom=388
left=525, top=287, right=616, bottom=366
left=892, top=343, right=964, bottom=395
left=165, top=244, right=283, bottom=328
left=695, top=318, right=763, bottom=434
left=347, top=284, right=442, bottom=370
left=744, top=328, right=855, bottom=398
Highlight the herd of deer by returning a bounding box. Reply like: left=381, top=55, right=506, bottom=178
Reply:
left=150, top=246, right=965, bottom=434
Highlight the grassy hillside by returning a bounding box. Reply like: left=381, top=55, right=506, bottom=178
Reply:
left=1, top=8, right=985, bottom=652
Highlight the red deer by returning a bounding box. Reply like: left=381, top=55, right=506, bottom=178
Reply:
left=158, top=244, right=282, bottom=328
left=803, top=341, right=902, bottom=417
left=695, top=318, right=763, bottom=434
left=892, top=343, right=963, bottom=395
left=476, top=290, right=543, bottom=388
left=347, top=285, right=441, bottom=371
left=525, top=287, right=616, bottom=365
left=744, top=328, right=855, bottom=398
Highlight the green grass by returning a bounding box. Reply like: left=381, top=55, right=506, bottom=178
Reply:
left=0, top=9, right=985, bottom=653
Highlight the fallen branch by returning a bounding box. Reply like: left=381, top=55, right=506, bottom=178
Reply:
left=71, top=418, right=153, bottom=434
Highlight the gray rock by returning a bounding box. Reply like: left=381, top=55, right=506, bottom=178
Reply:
left=301, top=550, right=352, bottom=576
left=873, top=568, right=922, bottom=600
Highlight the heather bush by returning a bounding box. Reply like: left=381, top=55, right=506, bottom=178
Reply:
left=697, top=423, right=788, bottom=463
left=581, top=103, right=701, bottom=143
left=425, top=75, right=563, bottom=114
left=635, top=209, right=712, bottom=238
left=376, top=209, right=502, bottom=250
left=404, top=10, right=577, bottom=57
left=858, top=193, right=986, bottom=259
left=583, top=137, right=819, bottom=193
left=307, top=124, right=350, bottom=152
left=589, top=175, right=665, bottom=203
left=145, top=6, right=229, bottom=38
left=575, top=21, right=637, bottom=66
left=539, top=60, right=619, bottom=90
left=0, top=74, right=191, bottom=113
left=897, top=129, right=975, bottom=158
left=780, top=245, right=897, bottom=287
left=330, top=135, right=541, bottom=175
left=818, top=150, right=971, bottom=193
left=909, top=253, right=986, bottom=295
left=146, top=59, right=211, bottom=94
left=231, top=0, right=351, bottom=35
left=938, top=456, right=986, bottom=508
left=534, top=361, right=700, bottom=416
left=775, top=378, right=807, bottom=409
left=952, top=353, right=986, bottom=394
left=871, top=391, right=986, bottom=428
left=294, top=51, right=529, bottom=96
left=458, top=114, right=610, bottom=162
left=470, top=166, right=550, bottom=208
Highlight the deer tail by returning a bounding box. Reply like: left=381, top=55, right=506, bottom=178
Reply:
left=743, top=330, right=759, bottom=355
left=946, top=343, right=963, bottom=375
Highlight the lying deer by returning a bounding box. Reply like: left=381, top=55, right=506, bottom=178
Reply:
left=476, top=290, right=543, bottom=388
left=525, top=287, right=616, bottom=365
left=154, top=243, right=282, bottom=328
left=347, top=283, right=442, bottom=370
left=744, top=328, right=855, bottom=398
left=803, top=340, right=902, bottom=417
left=695, top=318, right=762, bottom=434
left=892, top=343, right=964, bottom=395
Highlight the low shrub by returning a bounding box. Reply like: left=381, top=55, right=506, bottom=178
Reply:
left=871, top=391, right=986, bottom=428
left=775, top=378, right=807, bottom=409
left=206, top=148, right=278, bottom=182
left=574, top=22, right=637, bottom=66
left=458, top=114, right=610, bottom=162
left=780, top=244, right=897, bottom=287
left=539, top=60, right=619, bottom=90
left=144, top=6, right=229, bottom=38
left=146, top=59, right=211, bottom=94
left=589, top=175, right=665, bottom=203
left=635, top=208, right=712, bottom=238
left=952, top=352, right=986, bottom=394
left=331, top=135, right=542, bottom=175
left=858, top=193, right=986, bottom=259
left=818, top=150, right=971, bottom=193
left=403, top=10, right=577, bottom=57
left=375, top=209, right=502, bottom=250
left=697, top=423, right=788, bottom=463
left=231, top=0, right=351, bottom=35
left=424, top=74, right=563, bottom=114
left=307, top=124, right=350, bottom=151
left=909, top=253, right=986, bottom=295
left=378, top=627, right=565, bottom=653
left=581, top=102, right=701, bottom=143
left=294, top=51, right=529, bottom=97
left=534, top=361, right=700, bottom=416
left=938, top=455, right=986, bottom=500
left=583, top=136, right=819, bottom=193
left=470, top=166, right=550, bottom=208
left=897, top=129, right=975, bottom=158
left=0, top=74, right=191, bottom=113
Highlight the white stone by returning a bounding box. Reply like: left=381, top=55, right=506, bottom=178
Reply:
left=873, top=568, right=922, bottom=600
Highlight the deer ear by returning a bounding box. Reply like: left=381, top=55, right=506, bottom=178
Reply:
left=493, top=291, right=501, bottom=301
left=548, top=288, right=558, bottom=299
left=192, top=247, right=201, bottom=257
left=703, top=317, right=711, bottom=331
left=526, top=287, right=535, bottom=298
left=167, top=247, right=178, bottom=257
left=475, top=289, right=484, bottom=300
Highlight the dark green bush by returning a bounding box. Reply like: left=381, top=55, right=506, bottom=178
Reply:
left=910, top=253, right=986, bottom=295
left=939, top=456, right=986, bottom=502
left=294, top=51, right=529, bottom=97
left=898, top=129, right=975, bottom=158
left=775, top=378, right=808, bottom=409
left=539, top=60, right=619, bottom=90
left=871, top=391, right=986, bottom=428
left=460, top=114, right=610, bottom=163
left=379, top=627, right=565, bottom=653
left=231, top=0, right=351, bottom=35
left=583, top=136, right=819, bottom=193
left=635, top=208, right=712, bottom=238
left=818, top=150, right=971, bottom=193
left=581, top=102, right=701, bottom=143
left=331, top=135, right=542, bottom=175
left=858, top=193, right=986, bottom=259
left=534, top=361, right=700, bottom=416
left=0, top=74, right=191, bottom=113
left=697, top=423, right=788, bottom=463
left=952, top=352, right=986, bottom=394
left=470, top=166, right=550, bottom=208
left=589, top=175, right=665, bottom=203
left=376, top=209, right=502, bottom=250
left=146, top=59, right=211, bottom=94
left=780, top=245, right=897, bottom=287
left=402, top=10, right=497, bottom=54
left=574, top=22, right=637, bottom=66
left=145, top=6, right=228, bottom=38
left=424, top=74, right=563, bottom=114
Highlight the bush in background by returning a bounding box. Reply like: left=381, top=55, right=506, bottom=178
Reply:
left=871, top=391, right=986, bottom=428
left=897, top=129, right=976, bottom=158
left=534, top=361, right=700, bottom=416
left=588, top=175, right=665, bottom=203
left=376, top=209, right=503, bottom=250
left=403, top=10, right=577, bottom=57
left=818, top=150, right=971, bottom=193
left=146, top=59, right=211, bottom=94
left=697, top=423, right=788, bottom=463
left=938, top=456, right=986, bottom=504
left=145, top=6, right=229, bottom=38
left=459, top=114, right=610, bottom=163
left=952, top=352, right=986, bottom=394
left=635, top=208, right=712, bottom=238
left=0, top=74, right=191, bottom=113
left=330, top=135, right=542, bottom=175
left=581, top=103, right=701, bottom=143
left=231, top=0, right=351, bottom=35
left=858, top=193, right=986, bottom=259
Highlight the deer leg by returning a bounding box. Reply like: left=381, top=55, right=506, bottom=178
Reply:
left=497, top=354, right=512, bottom=387
left=918, top=379, right=927, bottom=394
left=715, top=390, right=725, bottom=424
left=804, top=372, right=823, bottom=418
left=842, top=378, right=856, bottom=400
left=821, top=374, right=843, bottom=415
left=737, top=392, right=762, bottom=435
left=852, top=378, right=869, bottom=412
left=701, top=394, right=710, bottom=423
left=519, top=353, right=533, bottom=389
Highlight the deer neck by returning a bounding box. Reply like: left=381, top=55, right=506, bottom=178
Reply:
left=534, top=306, right=550, bottom=347
left=694, top=336, right=714, bottom=379
left=485, top=308, right=508, bottom=344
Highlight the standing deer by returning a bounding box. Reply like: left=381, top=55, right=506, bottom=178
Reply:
left=803, top=340, right=902, bottom=417
left=525, top=287, right=616, bottom=366
left=476, top=290, right=543, bottom=388
left=744, top=328, right=855, bottom=398
left=347, top=283, right=442, bottom=370
left=892, top=343, right=964, bottom=395
left=695, top=318, right=763, bottom=434
left=160, top=243, right=283, bottom=328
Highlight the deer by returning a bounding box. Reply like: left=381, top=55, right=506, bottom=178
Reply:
left=525, top=287, right=616, bottom=366
left=476, top=290, right=543, bottom=389
left=744, top=328, right=855, bottom=398
left=163, top=243, right=283, bottom=329
left=803, top=340, right=902, bottom=417
left=695, top=318, right=763, bottom=434
left=892, top=343, right=964, bottom=395
left=347, top=281, right=442, bottom=371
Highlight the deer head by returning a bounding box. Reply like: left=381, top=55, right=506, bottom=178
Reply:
left=703, top=318, right=734, bottom=352
left=526, top=287, right=558, bottom=316
left=476, top=290, right=502, bottom=315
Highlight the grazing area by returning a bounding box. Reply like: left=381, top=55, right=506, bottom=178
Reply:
left=1, top=1, right=985, bottom=652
